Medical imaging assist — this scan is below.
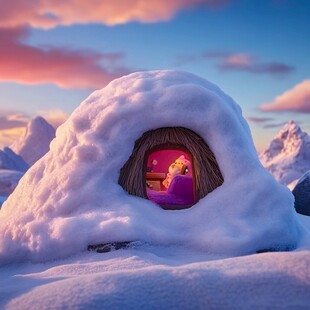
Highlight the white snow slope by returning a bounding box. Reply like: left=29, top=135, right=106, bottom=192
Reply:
left=260, top=120, right=310, bottom=185
left=0, top=71, right=302, bottom=264
left=10, top=116, right=56, bottom=166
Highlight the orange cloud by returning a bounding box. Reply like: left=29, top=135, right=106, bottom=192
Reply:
left=0, top=111, right=29, bottom=148
left=0, top=0, right=228, bottom=29
left=0, top=27, right=130, bottom=89
left=0, top=127, right=26, bottom=149
left=260, top=80, right=310, bottom=113
left=0, top=111, right=29, bottom=131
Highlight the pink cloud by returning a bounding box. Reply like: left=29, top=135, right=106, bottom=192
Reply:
left=260, top=80, right=310, bottom=113
left=0, top=0, right=229, bottom=29
left=215, top=53, right=294, bottom=75
left=224, top=53, right=252, bottom=66
left=0, top=27, right=130, bottom=89
left=176, top=51, right=294, bottom=76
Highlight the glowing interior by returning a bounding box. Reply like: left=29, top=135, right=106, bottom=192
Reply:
left=146, top=149, right=195, bottom=209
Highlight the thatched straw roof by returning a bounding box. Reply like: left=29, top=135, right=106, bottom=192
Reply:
left=119, top=127, right=224, bottom=205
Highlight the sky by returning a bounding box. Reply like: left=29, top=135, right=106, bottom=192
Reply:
left=0, top=0, right=309, bottom=152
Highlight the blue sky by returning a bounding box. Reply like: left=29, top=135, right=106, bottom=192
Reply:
left=0, top=0, right=309, bottom=151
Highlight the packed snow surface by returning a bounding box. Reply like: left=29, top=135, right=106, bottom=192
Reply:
left=0, top=70, right=301, bottom=263
left=10, top=116, right=56, bottom=165
left=260, top=120, right=310, bottom=185
left=1, top=240, right=310, bottom=309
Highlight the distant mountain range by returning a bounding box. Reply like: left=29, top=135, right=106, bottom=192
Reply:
left=259, top=120, right=310, bottom=186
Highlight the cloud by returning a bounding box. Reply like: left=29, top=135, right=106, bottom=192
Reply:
left=0, top=127, right=26, bottom=149
left=37, top=109, right=68, bottom=128
left=0, top=0, right=229, bottom=29
left=263, top=122, right=287, bottom=129
left=176, top=51, right=294, bottom=76
left=0, top=111, right=30, bottom=148
left=0, top=27, right=131, bottom=89
left=246, top=116, right=274, bottom=124
left=218, top=53, right=294, bottom=75
left=0, top=112, right=29, bottom=130
left=260, top=80, right=310, bottom=113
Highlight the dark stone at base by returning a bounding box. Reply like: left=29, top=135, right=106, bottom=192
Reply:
left=88, top=241, right=133, bottom=253
left=293, top=175, right=310, bottom=216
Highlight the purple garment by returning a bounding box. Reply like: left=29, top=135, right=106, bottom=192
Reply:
left=147, top=175, right=195, bottom=209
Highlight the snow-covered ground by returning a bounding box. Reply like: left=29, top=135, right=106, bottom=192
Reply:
left=0, top=217, right=310, bottom=310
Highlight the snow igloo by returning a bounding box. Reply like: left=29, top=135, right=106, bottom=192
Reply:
left=0, top=71, right=301, bottom=262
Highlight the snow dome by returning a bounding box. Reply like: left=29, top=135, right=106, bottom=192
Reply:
left=0, top=70, right=301, bottom=263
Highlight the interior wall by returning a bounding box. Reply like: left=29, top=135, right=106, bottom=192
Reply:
left=147, top=149, right=192, bottom=176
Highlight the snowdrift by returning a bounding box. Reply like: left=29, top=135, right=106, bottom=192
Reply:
left=0, top=70, right=301, bottom=263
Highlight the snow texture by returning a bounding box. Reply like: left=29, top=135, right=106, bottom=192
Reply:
left=0, top=147, right=29, bottom=172
left=0, top=70, right=301, bottom=263
left=260, top=120, right=310, bottom=185
left=10, top=116, right=56, bottom=166
left=0, top=246, right=310, bottom=310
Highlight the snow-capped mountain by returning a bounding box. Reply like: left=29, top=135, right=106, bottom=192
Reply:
left=10, top=116, right=56, bottom=166
left=0, top=147, right=29, bottom=172
left=259, top=120, right=310, bottom=185
left=0, top=169, right=24, bottom=197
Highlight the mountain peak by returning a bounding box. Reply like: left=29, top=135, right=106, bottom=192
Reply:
left=10, top=116, right=56, bottom=165
left=260, top=120, right=310, bottom=185
left=275, top=120, right=303, bottom=140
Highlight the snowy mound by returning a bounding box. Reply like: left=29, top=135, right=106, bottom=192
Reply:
left=0, top=71, right=301, bottom=263
left=260, top=120, right=310, bottom=185
left=11, top=116, right=56, bottom=166
left=0, top=147, right=29, bottom=172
